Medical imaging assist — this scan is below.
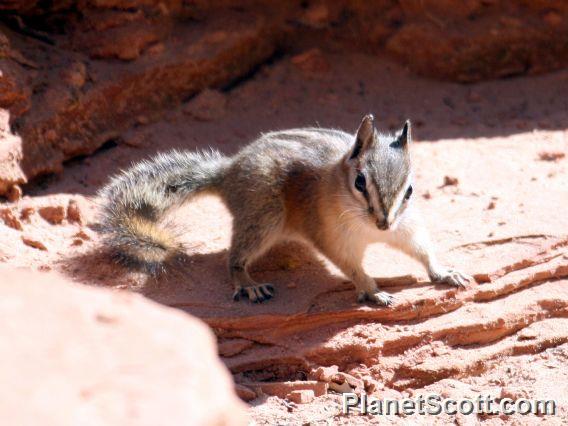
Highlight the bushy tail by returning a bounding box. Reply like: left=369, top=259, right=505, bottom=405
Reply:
left=98, top=149, right=230, bottom=274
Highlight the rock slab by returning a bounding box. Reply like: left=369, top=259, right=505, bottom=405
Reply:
left=0, top=268, right=247, bottom=426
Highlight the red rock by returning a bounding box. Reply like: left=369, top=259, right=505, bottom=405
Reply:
left=538, top=151, right=565, bottom=162
left=310, top=365, right=339, bottom=382
left=330, top=372, right=365, bottom=393
left=86, top=24, right=162, bottom=61
left=73, top=229, right=91, bottom=241
left=19, top=206, right=35, bottom=221
left=235, top=384, right=257, bottom=401
left=300, top=4, right=331, bottom=28
left=442, top=175, right=459, bottom=187
left=61, top=62, right=87, bottom=89
left=291, top=49, right=330, bottom=74
left=0, top=208, right=23, bottom=230
left=543, top=11, right=563, bottom=27
left=363, top=377, right=379, bottom=394
left=38, top=205, right=66, bottom=225
left=218, top=338, right=254, bottom=357
left=286, top=389, right=314, bottom=404
left=0, top=268, right=248, bottom=425
left=184, top=89, right=227, bottom=122
left=0, top=132, right=25, bottom=196
left=66, top=200, right=82, bottom=224
left=0, top=15, right=280, bottom=196
left=123, top=131, right=150, bottom=147
left=6, top=184, right=22, bottom=202
left=467, top=90, right=482, bottom=103
left=21, top=236, right=47, bottom=251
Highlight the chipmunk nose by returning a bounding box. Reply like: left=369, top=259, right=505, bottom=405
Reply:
left=376, top=219, right=389, bottom=230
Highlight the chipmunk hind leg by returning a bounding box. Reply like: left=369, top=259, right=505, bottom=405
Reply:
left=228, top=202, right=285, bottom=303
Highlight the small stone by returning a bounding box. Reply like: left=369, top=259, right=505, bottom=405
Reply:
left=136, top=115, right=149, bottom=125
left=537, top=120, right=551, bottom=129
left=0, top=208, right=23, bottom=230
left=62, top=61, right=87, bottom=88
left=22, top=236, right=47, bottom=251
left=538, top=151, right=565, bottom=162
left=291, top=49, right=330, bottom=75
left=183, top=89, right=227, bottom=121
left=6, top=185, right=22, bottom=202
left=19, top=207, right=35, bottom=222
left=363, top=377, right=378, bottom=394
left=486, top=201, right=496, bottom=210
left=311, top=365, right=339, bottom=382
left=38, top=206, right=66, bottom=225
left=123, top=132, right=148, bottom=148
left=73, top=230, right=91, bottom=241
left=146, top=42, right=165, bottom=56
left=422, top=191, right=432, bottom=200
left=467, top=90, right=482, bottom=103
left=543, top=11, right=563, bottom=27
left=328, top=381, right=353, bottom=393
left=332, top=372, right=365, bottom=393
left=442, top=176, right=459, bottom=187
left=66, top=200, right=82, bottom=224
left=286, top=389, right=314, bottom=404
left=44, top=129, right=57, bottom=142
left=301, top=3, right=330, bottom=28
left=72, top=239, right=84, bottom=246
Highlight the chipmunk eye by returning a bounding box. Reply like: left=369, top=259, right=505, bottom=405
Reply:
left=354, top=172, right=366, bottom=193
left=404, top=185, right=413, bottom=200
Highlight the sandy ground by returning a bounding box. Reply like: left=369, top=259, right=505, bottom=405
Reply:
left=1, top=51, right=567, bottom=424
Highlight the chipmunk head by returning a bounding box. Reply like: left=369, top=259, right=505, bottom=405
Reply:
left=344, top=114, right=413, bottom=230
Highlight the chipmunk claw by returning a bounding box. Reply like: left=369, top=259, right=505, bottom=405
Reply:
left=430, top=267, right=472, bottom=289
left=233, top=284, right=275, bottom=303
left=357, top=290, right=395, bottom=307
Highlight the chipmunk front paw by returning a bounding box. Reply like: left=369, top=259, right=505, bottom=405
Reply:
left=357, top=290, right=395, bottom=307
left=233, top=284, right=275, bottom=303
left=429, top=267, right=472, bottom=288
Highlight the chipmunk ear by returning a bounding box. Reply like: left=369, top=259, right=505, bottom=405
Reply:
left=349, top=114, right=375, bottom=160
left=392, top=120, right=411, bottom=149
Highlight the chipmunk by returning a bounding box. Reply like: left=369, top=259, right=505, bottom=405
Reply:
left=98, top=114, right=471, bottom=306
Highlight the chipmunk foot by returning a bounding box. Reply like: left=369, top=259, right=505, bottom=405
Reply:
left=357, top=290, right=395, bottom=307
left=429, top=267, right=472, bottom=288
left=233, top=284, right=275, bottom=303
